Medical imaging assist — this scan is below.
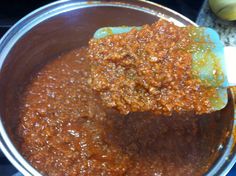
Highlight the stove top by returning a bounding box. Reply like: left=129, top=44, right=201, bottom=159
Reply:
left=0, top=0, right=235, bottom=175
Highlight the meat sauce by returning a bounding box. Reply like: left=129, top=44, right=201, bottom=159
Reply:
left=89, top=20, right=218, bottom=115
left=18, top=21, right=224, bottom=176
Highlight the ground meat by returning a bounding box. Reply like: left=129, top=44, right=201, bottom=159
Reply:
left=18, top=48, right=223, bottom=176
left=88, top=20, right=218, bottom=115
left=17, top=20, right=227, bottom=176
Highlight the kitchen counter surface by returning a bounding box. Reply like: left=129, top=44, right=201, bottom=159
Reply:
left=196, top=0, right=236, bottom=46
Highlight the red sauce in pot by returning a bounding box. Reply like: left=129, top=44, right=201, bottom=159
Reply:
left=18, top=48, right=222, bottom=176
left=18, top=20, right=226, bottom=176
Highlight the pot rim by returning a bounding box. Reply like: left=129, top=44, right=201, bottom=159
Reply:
left=0, top=0, right=235, bottom=176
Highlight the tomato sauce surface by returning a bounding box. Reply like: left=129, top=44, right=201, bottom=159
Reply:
left=18, top=21, right=225, bottom=176
left=18, top=48, right=224, bottom=176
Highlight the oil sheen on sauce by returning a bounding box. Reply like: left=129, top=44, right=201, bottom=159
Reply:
left=18, top=48, right=227, bottom=176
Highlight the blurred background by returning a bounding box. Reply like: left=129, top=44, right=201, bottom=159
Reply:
left=0, top=0, right=204, bottom=36
left=0, top=0, right=235, bottom=175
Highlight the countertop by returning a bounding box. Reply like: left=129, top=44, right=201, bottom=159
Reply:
left=196, top=0, right=236, bottom=47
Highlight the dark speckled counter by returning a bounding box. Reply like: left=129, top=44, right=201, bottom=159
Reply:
left=196, top=0, right=236, bottom=47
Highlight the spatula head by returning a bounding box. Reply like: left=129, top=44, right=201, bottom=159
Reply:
left=93, top=26, right=228, bottom=111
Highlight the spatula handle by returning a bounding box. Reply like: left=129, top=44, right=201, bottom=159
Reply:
left=224, top=46, right=236, bottom=87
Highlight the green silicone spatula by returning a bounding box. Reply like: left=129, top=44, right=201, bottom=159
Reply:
left=93, top=26, right=236, bottom=111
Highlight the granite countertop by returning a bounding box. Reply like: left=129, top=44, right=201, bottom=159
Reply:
left=196, top=0, right=236, bottom=47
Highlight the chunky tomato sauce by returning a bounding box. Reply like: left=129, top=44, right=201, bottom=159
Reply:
left=89, top=20, right=218, bottom=115
left=18, top=21, right=224, bottom=176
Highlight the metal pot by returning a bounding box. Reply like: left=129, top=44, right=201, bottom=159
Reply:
left=0, top=0, right=235, bottom=175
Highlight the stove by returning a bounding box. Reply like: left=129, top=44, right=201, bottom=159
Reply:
left=0, top=0, right=235, bottom=175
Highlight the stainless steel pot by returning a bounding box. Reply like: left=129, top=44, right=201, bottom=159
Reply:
left=0, top=0, right=235, bottom=175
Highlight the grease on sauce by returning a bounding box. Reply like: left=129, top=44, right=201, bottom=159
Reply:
left=18, top=48, right=225, bottom=176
